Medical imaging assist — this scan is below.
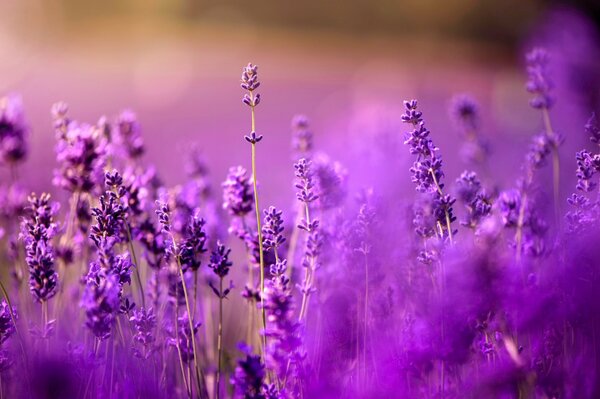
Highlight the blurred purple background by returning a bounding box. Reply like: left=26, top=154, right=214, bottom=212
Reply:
left=1, top=0, right=599, bottom=207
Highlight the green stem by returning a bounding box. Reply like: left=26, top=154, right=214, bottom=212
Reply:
left=542, top=107, right=560, bottom=226
left=216, top=278, right=224, bottom=399
left=175, top=251, right=205, bottom=398
left=249, top=95, right=267, bottom=355
left=125, top=223, right=145, bottom=308
left=174, top=302, right=191, bottom=399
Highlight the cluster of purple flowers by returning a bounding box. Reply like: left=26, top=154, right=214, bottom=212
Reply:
left=21, top=193, right=59, bottom=303
left=0, top=46, right=600, bottom=399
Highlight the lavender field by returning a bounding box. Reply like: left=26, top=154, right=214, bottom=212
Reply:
left=1, top=2, right=600, bottom=399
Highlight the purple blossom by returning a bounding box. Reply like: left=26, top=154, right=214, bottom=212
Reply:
left=0, top=95, right=28, bottom=165
left=89, top=192, right=126, bottom=249
left=0, top=300, right=17, bottom=346
left=450, top=94, right=479, bottom=133
left=168, top=311, right=201, bottom=363
left=525, top=47, right=554, bottom=109
left=264, top=259, right=302, bottom=381
left=262, top=207, right=285, bottom=253
left=241, top=63, right=261, bottom=107
left=575, top=150, right=600, bottom=192
left=455, top=171, right=491, bottom=228
left=208, top=242, right=233, bottom=279
left=115, top=109, right=145, bottom=159
left=497, top=189, right=521, bottom=228
left=313, top=154, right=347, bottom=211
left=130, top=307, right=156, bottom=359
left=231, top=344, right=267, bottom=399
left=81, top=271, right=120, bottom=340
left=223, top=166, right=254, bottom=217
left=179, top=214, right=208, bottom=273
left=53, top=122, right=107, bottom=193
left=291, top=115, right=313, bottom=156
left=294, top=158, right=318, bottom=204
left=403, top=100, right=455, bottom=240
left=587, top=113, right=600, bottom=146
left=21, top=193, right=59, bottom=303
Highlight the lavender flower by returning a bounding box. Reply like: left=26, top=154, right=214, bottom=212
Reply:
left=82, top=272, right=120, bottom=340
left=497, top=189, right=521, bottom=228
left=231, top=344, right=267, bottom=399
left=53, top=122, right=107, bottom=193
left=525, top=48, right=554, bottom=110
left=208, top=242, right=233, bottom=279
left=21, top=193, right=59, bottom=302
left=169, top=312, right=201, bottom=363
left=402, top=99, right=455, bottom=241
left=294, top=158, right=318, bottom=205
left=262, top=207, right=285, bottom=253
left=241, top=63, right=261, bottom=107
left=115, top=109, right=145, bottom=159
left=263, top=259, right=302, bottom=381
left=291, top=115, right=313, bottom=156
left=575, top=150, right=599, bottom=192
left=455, top=171, right=492, bottom=228
left=313, top=155, right=347, bottom=211
left=0, top=300, right=17, bottom=346
left=450, top=94, right=479, bottom=134
left=223, top=166, right=254, bottom=217
left=130, top=307, right=156, bottom=359
left=587, top=113, right=600, bottom=146
left=89, top=191, right=126, bottom=249
left=0, top=95, right=28, bottom=165
left=179, top=214, right=208, bottom=273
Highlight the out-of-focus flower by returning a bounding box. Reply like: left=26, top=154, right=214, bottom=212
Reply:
left=223, top=166, right=254, bottom=218
left=526, top=47, right=554, bottom=110
left=0, top=95, right=28, bottom=165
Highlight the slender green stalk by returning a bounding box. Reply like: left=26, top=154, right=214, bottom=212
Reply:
left=285, top=206, right=302, bottom=278
left=248, top=93, right=267, bottom=354
left=174, top=289, right=191, bottom=399
left=363, top=254, right=369, bottom=385
left=83, top=338, right=101, bottom=399
left=429, top=169, right=453, bottom=244
left=215, top=277, right=224, bottom=399
left=542, top=107, right=560, bottom=226
left=125, top=224, right=145, bottom=308
left=298, top=204, right=315, bottom=322
left=175, top=253, right=203, bottom=397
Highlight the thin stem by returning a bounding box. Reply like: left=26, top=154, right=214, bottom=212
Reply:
left=249, top=94, right=267, bottom=355
left=515, top=192, right=529, bottom=264
left=125, top=224, right=145, bottom=308
left=174, top=302, right=191, bottom=399
left=216, top=278, right=224, bottom=399
left=285, top=205, right=302, bottom=279
left=363, top=254, right=369, bottom=386
left=429, top=169, right=453, bottom=244
left=83, top=338, right=100, bottom=399
left=176, top=254, right=204, bottom=397
left=542, top=107, right=560, bottom=226
left=193, top=270, right=198, bottom=318
left=298, top=203, right=315, bottom=322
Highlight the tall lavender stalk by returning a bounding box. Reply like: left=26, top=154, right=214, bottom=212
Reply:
left=287, top=116, right=314, bottom=279
left=294, top=158, right=321, bottom=321
left=402, top=100, right=455, bottom=243
left=207, top=242, right=233, bottom=399
left=525, top=48, right=562, bottom=224
left=241, top=63, right=267, bottom=353
left=21, top=193, right=59, bottom=342
left=156, top=201, right=205, bottom=398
